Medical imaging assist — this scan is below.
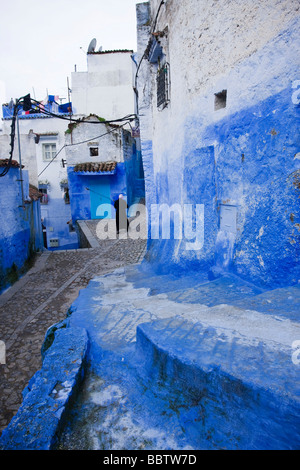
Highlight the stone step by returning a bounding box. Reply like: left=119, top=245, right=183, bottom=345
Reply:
left=137, top=317, right=300, bottom=450
left=126, top=264, right=300, bottom=321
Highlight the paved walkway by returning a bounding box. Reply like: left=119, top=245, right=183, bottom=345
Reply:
left=0, top=237, right=146, bottom=435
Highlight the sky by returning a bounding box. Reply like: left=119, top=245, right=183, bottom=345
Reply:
left=0, top=0, right=139, bottom=104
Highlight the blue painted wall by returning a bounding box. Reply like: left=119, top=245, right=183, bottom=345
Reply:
left=0, top=168, right=43, bottom=293
left=205, top=86, right=300, bottom=288
left=144, top=85, right=300, bottom=288
left=123, top=130, right=145, bottom=206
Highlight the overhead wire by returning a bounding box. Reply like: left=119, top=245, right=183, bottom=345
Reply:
left=3, top=0, right=166, bottom=178
left=3, top=94, right=135, bottom=177
left=4, top=1, right=167, bottom=178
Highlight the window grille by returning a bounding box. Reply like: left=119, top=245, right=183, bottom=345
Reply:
left=157, top=63, right=170, bottom=108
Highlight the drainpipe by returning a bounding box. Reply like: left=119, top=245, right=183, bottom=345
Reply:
left=16, top=112, right=24, bottom=207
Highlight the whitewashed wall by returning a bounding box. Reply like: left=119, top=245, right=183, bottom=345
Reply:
left=0, top=115, right=78, bottom=249
left=71, top=52, right=135, bottom=121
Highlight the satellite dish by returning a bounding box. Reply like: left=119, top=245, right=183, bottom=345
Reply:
left=88, top=38, right=97, bottom=53
left=98, top=46, right=103, bottom=52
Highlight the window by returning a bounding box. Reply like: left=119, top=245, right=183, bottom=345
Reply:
left=90, top=147, right=99, bottom=157
left=157, top=62, right=170, bottom=108
left=42, top=143, right=57, bottom=161
left=214, top=90, right=227, bottom=110
left=39, top=188, right=49, bottom=204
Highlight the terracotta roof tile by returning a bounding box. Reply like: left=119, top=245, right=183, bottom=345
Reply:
left=29, top=185, right=44, bottom=201
left=88, top=49, right=133, bottom=55
left=74, top=161, right=117, bottom=173
left=0, top=159, right=24, bottom=168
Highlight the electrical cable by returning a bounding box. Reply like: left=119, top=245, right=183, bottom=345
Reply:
left=152, top=0, right=166, bottom=32
left=3, top=94, right=135, bottom=177
left=38, top=124, right=126, bottom=178
left=38, top=145, right=66, bottom=178
left=29, top=97, right=136, bottom=125
left=3, top=0, right=166, bottom=178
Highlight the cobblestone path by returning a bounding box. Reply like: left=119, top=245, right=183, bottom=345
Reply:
left=0, top=238, right=146, bottom=435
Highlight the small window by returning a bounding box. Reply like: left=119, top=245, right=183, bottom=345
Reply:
left=90, top=147, right=99, bottom=157
left=42, top=143, right=57, bottom=161
left=214, top=90, right=227, bottom=110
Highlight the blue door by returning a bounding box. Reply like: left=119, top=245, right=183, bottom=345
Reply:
left=89, top=178, right=112, bottom=219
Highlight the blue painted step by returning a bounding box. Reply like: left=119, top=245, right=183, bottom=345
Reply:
left=137, top=318, right=300, bottom=450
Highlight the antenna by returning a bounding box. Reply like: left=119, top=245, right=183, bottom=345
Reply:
left=88, top=38, right=97, bottom=53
